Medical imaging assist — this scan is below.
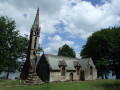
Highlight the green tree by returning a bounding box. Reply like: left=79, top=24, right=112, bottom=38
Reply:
left=0, top=16, right=29, bottom=79
left=80, top=29, right=111, bottom=79
left=38, top=45, right=43, bottom=54
left=110, top=27, right=120, bottom=79
left=80, top=27, right=120, bottom=79
left=58, top=44, right=76, bottom=58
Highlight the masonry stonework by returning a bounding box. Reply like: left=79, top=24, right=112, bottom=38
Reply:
left=36, top=54, right=97, bottom=82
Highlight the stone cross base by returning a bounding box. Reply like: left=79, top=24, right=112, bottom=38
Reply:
left=24, top=72, right=42, bottom=85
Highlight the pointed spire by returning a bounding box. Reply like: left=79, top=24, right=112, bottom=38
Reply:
left=33, top=8, right=39, bottom=28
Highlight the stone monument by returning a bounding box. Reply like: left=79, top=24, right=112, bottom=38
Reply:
left=24, top=8, right=42, bottom=85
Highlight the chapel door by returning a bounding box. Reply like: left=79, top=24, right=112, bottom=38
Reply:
left=70, top=72, right=73, bottom=81
left=80, top=71, right=85, bottom=81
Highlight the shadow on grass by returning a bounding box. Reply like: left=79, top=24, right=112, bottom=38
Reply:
left=96, top=80, right=120, bottom=90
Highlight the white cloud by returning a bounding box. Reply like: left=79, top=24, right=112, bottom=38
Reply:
left=61, top=0, right=120, bottom=39
left=39, top=33, right=45, bottom=44
left=40, top=16, right=58, bottom=34
left=74, top=46, right=80, bottom=50
left=0, top=0, right=68, bottom=13
left=51, top=35, right=62, bottom=42
left=1, top=0, right=120, bottom=39
left=0, top=0, right=120, bottom=56
left=0, top=0, right=68, bottom=36
left=44, top=35, right=74, bottom=55
left=76, top=51, right=81, bottom=59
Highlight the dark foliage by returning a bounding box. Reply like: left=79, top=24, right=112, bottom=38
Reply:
left=81, top=27, right=120, bottom=79
left=0, top=16, right=29, bottom=79
left=58, top=44, right=76, bottom=58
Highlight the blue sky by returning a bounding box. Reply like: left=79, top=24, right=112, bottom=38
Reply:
left=0, top=0, right=120, bottom=58
left=84, top=0, right=102, bottom=5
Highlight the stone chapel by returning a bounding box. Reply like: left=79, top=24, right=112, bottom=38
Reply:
left=21, top=8, right=97, bottom=83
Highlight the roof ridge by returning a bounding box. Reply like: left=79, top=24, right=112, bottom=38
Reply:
left=44, top=54, right=79, bottom=60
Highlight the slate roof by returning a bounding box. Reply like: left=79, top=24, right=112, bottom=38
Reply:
left=41, top=54, right=90, bottom=71
left=79, top=58, right=90, bottom=70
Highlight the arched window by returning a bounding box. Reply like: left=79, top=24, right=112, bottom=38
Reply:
left=70, top=72, right=73, bottom=81
left=33, top=51, right=36, bottom=56
left=77, top=68, right=80, bottom=75
left=61, top=67, right=65, bottom=76
left=90, top=66, right=93, bottom=75
left=34, top=37, right=37, bottom=49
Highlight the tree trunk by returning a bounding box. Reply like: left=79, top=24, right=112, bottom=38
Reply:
left=101, top=73, right=104, bottom=79
left=6, top=72, right=9, bottom=79
left=116, top=74, right=120, bottom=79
left=115, top=66, right=120, bottom=79
left=105, top=74, right=108, bottom=79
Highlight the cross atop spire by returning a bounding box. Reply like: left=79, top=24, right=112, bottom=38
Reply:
left=33, top=8, right=39, bottom=29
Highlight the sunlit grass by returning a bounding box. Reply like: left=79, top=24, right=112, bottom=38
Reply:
left=0, top=79, right=120, bottom=90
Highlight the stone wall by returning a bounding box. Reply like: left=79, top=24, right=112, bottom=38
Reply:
left=84, top=63, right=97, bottom=80
left=49, top=64, right=97, bottom=82
left=50, top=71, right=61, bottom=82
left=49, top=71, right=80, bottom=82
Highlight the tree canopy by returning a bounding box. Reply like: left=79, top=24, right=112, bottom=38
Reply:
left=58, top=44, right=76, bottom=58
left=0, top=16, right=29, bottom=79
left=80, top=27, right=120, bottom=79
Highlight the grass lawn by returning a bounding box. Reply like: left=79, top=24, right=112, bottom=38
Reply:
left=0, top=79, right=120, bottom=90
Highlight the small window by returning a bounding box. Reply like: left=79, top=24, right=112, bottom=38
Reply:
left=77, top=68, right=80, bottom=75
left=61, top=67, right=65, bottom=76
left=33, top=51, right=36, bottom=55
left=34, top=37, right=37, bottom=48
left=90, top=66, right=93, bottom=75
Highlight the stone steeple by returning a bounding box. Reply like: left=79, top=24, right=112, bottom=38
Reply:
left=33, top=8, right=39, bottom=28
left=28, top=7, right=40, bottom=72
left=25, top=8, right=42, bottom=85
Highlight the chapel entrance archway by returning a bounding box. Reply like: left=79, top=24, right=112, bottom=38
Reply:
left=70, top=72, right=73, bottom=81
left=80, top=70, right=85, bottom=81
